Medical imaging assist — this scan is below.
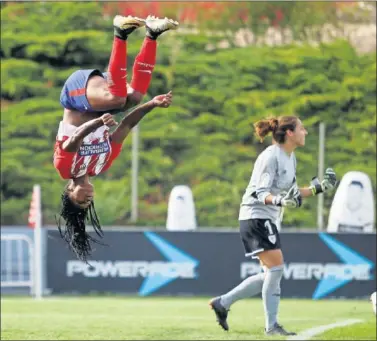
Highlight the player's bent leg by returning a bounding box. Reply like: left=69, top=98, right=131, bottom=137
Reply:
left=108, top=15, right=145, bottom=98
left=129, top=16, right=179, bottom=98
left=219, top=271, right=264, bottom=311
left=86, top=15, right=145, bottom=112
left=60, top=16, right=146, bottom=114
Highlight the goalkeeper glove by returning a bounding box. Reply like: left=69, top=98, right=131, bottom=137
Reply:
left=272, top=185, right=302, bottom=208
left=310, top=168, right=337, bottom=195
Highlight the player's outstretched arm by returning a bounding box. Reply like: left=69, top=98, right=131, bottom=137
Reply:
left=111, top=91, right=172, bottom=144
left=298, top=168, right=337, bottom=198
left=62, top=114, right=117, bottom=152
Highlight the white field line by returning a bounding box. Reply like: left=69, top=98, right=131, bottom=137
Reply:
left=288, top=319, right=363, bottom=340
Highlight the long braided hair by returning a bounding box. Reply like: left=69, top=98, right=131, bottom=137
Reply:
left=56, top=191, right=105, bottom=263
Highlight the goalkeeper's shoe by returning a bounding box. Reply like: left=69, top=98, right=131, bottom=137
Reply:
left=209, top=297, right=229, bottom=331
left=265, top=323, right=297, bottom=336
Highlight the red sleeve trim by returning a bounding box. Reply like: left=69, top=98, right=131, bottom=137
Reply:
left=53, top=140, right=76, bottom=179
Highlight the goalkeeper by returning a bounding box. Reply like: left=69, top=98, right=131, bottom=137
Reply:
left=209, top=116, right=337, bottom=336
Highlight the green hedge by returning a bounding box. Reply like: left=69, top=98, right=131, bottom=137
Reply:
left=1, top=2, right=376, bottom=228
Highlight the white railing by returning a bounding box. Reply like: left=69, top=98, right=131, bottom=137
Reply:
left=1, top=234, right=34, bottom=295
left=1, top=184, right=44, bottom=299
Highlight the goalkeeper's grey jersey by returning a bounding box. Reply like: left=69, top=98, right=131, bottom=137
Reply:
left=239, top=144, right=297, bottom=223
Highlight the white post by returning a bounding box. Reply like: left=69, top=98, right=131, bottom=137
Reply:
left=33, top=184, right=43, bottom=299
left=317, top=123, right=325, bottom=231
left=131, top=125, right=139, bottom=223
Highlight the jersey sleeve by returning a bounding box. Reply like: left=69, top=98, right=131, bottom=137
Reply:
left=292, top=153, right=298, bottom=187
left=99, top=140, right=123, bottom=174
left=53, top=138, right=75, bottom=179
left=253, top=151, right=277, bottom=204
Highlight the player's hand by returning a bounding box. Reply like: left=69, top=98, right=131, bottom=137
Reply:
left=321, top=168, right=337, bottom=191
left=273, top=185, right=302, bottom=208
left=153, top=91, right=172, bottom=108
left=101, top=113, right=117, bottom=127
left=310, top=168, right=337, bottom=195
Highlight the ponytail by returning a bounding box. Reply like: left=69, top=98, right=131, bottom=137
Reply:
left=254, top=118, right=278, bottom=142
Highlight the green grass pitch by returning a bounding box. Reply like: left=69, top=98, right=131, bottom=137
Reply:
left=1, top=296, right=376, bottom=340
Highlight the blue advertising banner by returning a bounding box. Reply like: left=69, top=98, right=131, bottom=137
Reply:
left=46, top=230, right=376, bottom=299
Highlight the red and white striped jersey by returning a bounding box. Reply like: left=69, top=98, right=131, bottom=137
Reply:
left=53, top=121, right=122, bottom=179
